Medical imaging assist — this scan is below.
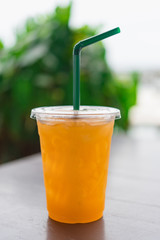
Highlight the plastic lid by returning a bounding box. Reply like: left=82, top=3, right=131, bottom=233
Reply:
left=30, top=106, right=121, bottom=121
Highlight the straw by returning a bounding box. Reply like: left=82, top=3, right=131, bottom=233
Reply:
left=73, top=27, right=120, bottom=110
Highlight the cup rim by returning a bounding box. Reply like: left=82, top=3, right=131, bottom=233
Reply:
left=30, top=105, right=121, bottom=121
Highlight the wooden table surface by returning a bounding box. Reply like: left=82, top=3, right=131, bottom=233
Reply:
left=0, top=128, right=160, bottom=240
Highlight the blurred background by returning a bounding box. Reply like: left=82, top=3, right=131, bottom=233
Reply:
left=0, top=0, right=159, bottom=163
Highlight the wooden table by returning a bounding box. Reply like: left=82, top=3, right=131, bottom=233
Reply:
left=0, top=128, right=160, bottom=239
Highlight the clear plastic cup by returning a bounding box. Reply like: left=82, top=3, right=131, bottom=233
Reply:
left=31, top=106, right=120, bottom=223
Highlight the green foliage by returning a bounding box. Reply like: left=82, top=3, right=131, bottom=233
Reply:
left=0, top=4, right=138, bottom=163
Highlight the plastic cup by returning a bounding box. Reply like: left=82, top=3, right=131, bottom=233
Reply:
left=31, top=106, right=120, bottom=224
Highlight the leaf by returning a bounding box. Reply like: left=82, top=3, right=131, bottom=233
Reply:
left=0, top=40, right=4, bottom=50
left=18, top=44, right=48, bottom=67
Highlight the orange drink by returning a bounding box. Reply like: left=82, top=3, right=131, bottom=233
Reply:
left=31, top=106, right=120, bottom=223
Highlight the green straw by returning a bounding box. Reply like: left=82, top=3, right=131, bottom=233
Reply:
left=73, top=27, right=120, bottom=110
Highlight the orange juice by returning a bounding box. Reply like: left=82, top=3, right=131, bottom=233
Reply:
left=37, top=118, right=114, bottom=223
left=31, top=106, right=120, bottom=223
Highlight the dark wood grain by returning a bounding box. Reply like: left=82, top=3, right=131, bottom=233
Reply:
left=0, top=127, right=160, bottom=240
